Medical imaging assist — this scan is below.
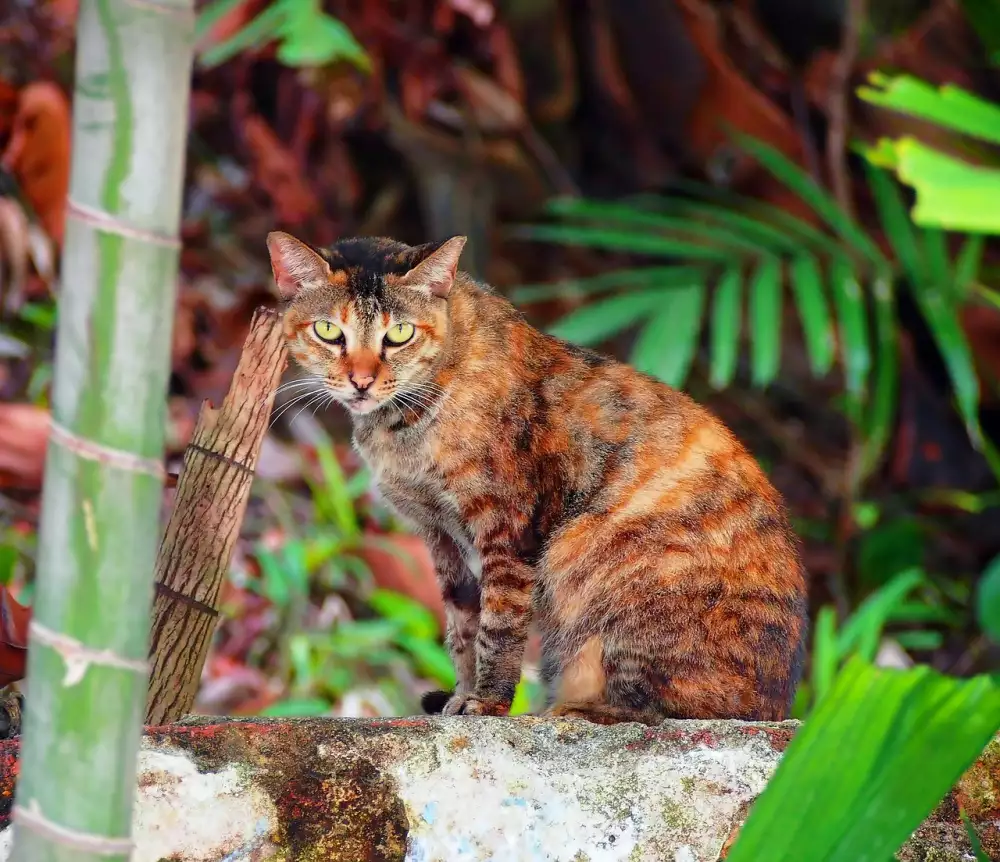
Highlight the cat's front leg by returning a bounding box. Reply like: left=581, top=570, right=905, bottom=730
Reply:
left=417, top=530, right=480, bottom=715
left=442, top=527, right=534, bottom=717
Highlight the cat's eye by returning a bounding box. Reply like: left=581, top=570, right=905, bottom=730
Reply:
left=313, top=320, right=343, bottom=343
left=384, top=322, right=415, bottom=345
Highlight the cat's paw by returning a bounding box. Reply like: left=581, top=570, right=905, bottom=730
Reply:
left=441, top=693, right=510, bottom=716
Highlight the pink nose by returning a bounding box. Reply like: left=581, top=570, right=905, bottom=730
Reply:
left=349, top=371, right=375, bottom=391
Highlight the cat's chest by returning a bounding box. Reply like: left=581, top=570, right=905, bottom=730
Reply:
left=354, top=425, right=479, bottom=568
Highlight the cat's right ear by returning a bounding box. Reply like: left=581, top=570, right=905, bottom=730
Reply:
left=266, top=231, right=331, bottom=299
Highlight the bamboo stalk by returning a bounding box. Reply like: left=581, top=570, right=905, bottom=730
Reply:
left=10, top=1, right=195, bottom=860
left=146, top=308, right=287, bottom=725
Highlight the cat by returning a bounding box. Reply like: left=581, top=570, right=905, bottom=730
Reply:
left=267, top=230, right=808, bottom=724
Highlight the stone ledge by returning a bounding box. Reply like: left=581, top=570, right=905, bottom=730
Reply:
left=0, top=716, right=992, bottom=861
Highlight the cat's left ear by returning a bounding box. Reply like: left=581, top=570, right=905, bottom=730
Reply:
left=266, top=231, right=331, bottom=299
left=400, top=236, right=467, bottom=298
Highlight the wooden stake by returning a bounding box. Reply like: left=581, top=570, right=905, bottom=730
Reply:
left=145, top=307, right=286, bottom=725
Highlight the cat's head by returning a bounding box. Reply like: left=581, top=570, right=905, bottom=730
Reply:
left=266, top=232, right=466, bottom=417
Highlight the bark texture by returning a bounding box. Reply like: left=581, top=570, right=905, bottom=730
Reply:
left=145, top=308, right=287, bottom=725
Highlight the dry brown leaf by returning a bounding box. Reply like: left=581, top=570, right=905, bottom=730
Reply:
left=0, top=197, right=29, bottom=314
left=674, top=0, right=809, bottom=210
left=1, top=82, right=71, bottom=245
left=0, top=403, right=49, bottom=490
left=242, top=114, right=320, bottom=225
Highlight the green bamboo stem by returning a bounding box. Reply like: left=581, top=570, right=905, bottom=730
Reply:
left=10, top=2, right=195, bottom=861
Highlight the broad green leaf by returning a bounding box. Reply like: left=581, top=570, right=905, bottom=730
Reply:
left=509, top=225, right=738, bottom=262
left=789, top=254, right=835, bottom=375
left=709, top=267, right=742, bottom=389
left=976, top=552, right=1000, bottom=643
left=726, top=657, right=1000, bottom=862
left=547, top=291, right=666, bottom=345
left=880, top=139, right=1000, bottom=233
left=829, top=257, right=870, bottom=407
left=630, top=281, right=706, bottom=387
left=859, top=274, right=898, bottom=480
left=510, top=266, right=707, bottom=304
left=748, top=256, right=781, bottom=387
left=278, top=12, right=370, bottom=70
left=858, top=73, right=1000, bottom=145
left=735, top=133, right=889, bottom=267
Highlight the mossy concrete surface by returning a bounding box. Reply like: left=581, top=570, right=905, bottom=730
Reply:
left=0, top=716, right=990, bottom=861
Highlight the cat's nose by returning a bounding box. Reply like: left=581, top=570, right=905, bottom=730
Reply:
left=349, top=371, right=375, bottom=391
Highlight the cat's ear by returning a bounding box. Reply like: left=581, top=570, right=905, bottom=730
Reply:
left=266, top=231, right=331, bottom=299
left=399, top=236, right=467, bottom=298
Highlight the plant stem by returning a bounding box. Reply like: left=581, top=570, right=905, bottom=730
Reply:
left=10, top=2, right=194, bottom=860
left=146, top=309, right=287, bottom=725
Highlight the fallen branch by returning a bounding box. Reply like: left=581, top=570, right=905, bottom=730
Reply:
left=145, top=307, right=286, bottom=725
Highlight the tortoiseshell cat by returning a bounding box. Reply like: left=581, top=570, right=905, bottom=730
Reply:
left=267, top=231, right=808, bottom=724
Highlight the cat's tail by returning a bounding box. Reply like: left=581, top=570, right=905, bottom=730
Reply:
left=420, top=689, right=453, bottom=715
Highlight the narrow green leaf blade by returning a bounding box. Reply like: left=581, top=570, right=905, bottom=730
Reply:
left=830, top=258, right=871, bottom=405
left=709, top=267, right=742, bottom=389
left=509, top=225, right=737, bottom=262
left=630, top=280, right=706, bottom=388
left=955, top=234, right=985, bottom=295
left=910, top=283, right=982, bottom=448
left=859, top=273, right=899, bottom=480
left=789, top=254, right=835, bottom=376
left=865, top=164, right=924, bottom=288
left=548, top=291, right=666, bottom=346
left=735, top=134, right=890, bottom=267
left=510, top=266, right=708, bottom=304
left=748, top=256, right=782, bottom=387
left=976, top=552, right=1000, bottom=644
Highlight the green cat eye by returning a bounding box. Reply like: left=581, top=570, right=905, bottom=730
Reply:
left=385, top=322, right=415, bottom=345
left=313, top=320, right=343, bottom=343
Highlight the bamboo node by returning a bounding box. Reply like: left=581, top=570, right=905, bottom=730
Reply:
left=29, top=621, right=148, bottom=687
left=49, top=420, right=166, bottom=478
left=13, top=799, right=134, bottom=854
left=66, top=198, right=182, bottom=248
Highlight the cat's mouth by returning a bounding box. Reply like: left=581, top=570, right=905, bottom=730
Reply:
left=346, top=394, right=381, bottom=415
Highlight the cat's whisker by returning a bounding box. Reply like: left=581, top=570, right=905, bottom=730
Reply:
left=269, top=387, right=323, bottom=427
left=261, top=378, right=324, bottom=407
left=291, top=390, right=331, bottom=424
left=391, top=392, right=423, bottom=420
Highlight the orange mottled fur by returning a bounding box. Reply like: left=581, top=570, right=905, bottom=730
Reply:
left=267, top=231, right=808, bottom=724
